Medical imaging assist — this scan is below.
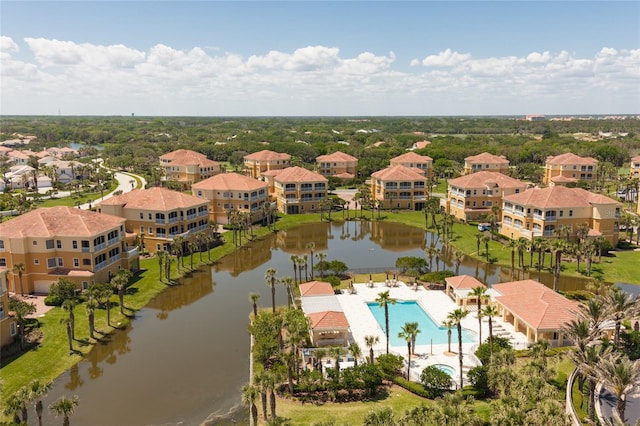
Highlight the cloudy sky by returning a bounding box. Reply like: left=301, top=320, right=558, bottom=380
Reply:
left=1, top=1, right=639, bottom=116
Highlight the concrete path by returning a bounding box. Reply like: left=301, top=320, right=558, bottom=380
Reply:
left=78, top=167, right=147, bottom=210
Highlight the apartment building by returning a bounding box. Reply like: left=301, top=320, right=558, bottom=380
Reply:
left=243, top=150, right=291, bottom=179
left=500, top=186, right=621, bottom=244
left=463, top=152, right=510, bottom=174
left=159, top=149, right=221, bottom=185
left=192, top=172, right=269, bottom=225
left=445, top=172, right=528, bottom=222
left=370, top=165, right=427, bottom=211
left=630, top=155, right=640, bottom=179
left=389, top=152, right=433, bottom=179
left=0, top=270, right=17, bottom=346
left=0, top=207, right=138, bottom=294
left=98, top=187, right=209, bottom=254
left=273, top=167, right=327, bottom=214
left=542, top=153, right=598, bottom=186
left=316, top=151, right=358, bottom=179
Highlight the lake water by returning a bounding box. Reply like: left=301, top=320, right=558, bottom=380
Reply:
left=34, top=220, right=612, bottom=425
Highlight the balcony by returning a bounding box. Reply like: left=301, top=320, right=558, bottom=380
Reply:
left=94, top=243, right=106, bottom=252
left=155, top=219, right=166, bottom=224
left=545, top=216, right=557, bottom=222
left=168, top=217, right=179, bottom=224
left=199, top=211, right=208, bottom=217
left=108, top=237, right=119, bottom=246
left=82, top=247, right=91, bottom=253
left=513, top=210, right=525, bottom=217
left=95, top=261, right=107, bottom=271
left=187, top=214, right=196, bottom=220
left=121, top=246, right=138, bottom=259
left=108, top=256, right=120, bottom=265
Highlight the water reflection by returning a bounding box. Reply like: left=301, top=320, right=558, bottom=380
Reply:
left=38, top=220, right=605, bottom=426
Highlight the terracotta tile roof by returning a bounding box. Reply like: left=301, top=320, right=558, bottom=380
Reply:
left=334, top=172, right=355, bottom=179
left=390, top=152, right=433, bottom=164
left=413, top=141, right=431, bottom=149
left=98, top=187, right=207, bottom=210
left=371, top=165, right=426, bottom=181
left=316, top=151, right=358, bottom=162
left=159, top=149, right=219, bottom=167
left=550, top=175, right=578, bottom=183
left=464, top=152, right=510, bottom=164
left=50, top=268, right=94, bottom=277
left=261, top=169, right=285, bottom=177
left=503, top=186, right=620, bottom=208
left=299, top=281, right=335, bottom=296
left=492, top=280, right=580, bottom=330
left=545, top=152, right=598, bottom=165
left=448, top=171, right=526, bottom=189
left=244, top=150, right=291, bottom=161
left=631, top=155, right=640, bottom=163
left=445, top=275, right=486, bottom=290
left=274, top=166, right=327, bottom=183
left=192, top=172, right=268, bottom=191
left=0, top=206, right=125, bottom=238
left=308, top=311, right=349, bottom=329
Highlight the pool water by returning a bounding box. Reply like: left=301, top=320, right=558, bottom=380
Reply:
left=433, top=364, right=456, bottom=376
left=367, top=300, right=475, bottom=347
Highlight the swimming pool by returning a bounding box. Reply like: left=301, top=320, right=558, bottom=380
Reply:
left=432, top=364, right=456, bottom=376
left=367, top=300, right=474, bottom=347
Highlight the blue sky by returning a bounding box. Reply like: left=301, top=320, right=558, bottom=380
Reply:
left=1, top=1, right=639, bottom=116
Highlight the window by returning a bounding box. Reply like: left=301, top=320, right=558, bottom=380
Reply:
left=57, top=240, right=62, bottom=249
left=83, top=259, right=91, bottom=266
left=139, top=212, right=144, bottom=219
left=148, top=213, right=152, bottom=220
left=10, top=322, right=16, bottom=336
left=82, top=282, right=88, bottom=290
left=73, top=258, right=79, bottom=267
left=0, top=258, right=5, bottom=267
left=32, top=241, right=37, bottom=246
left=73, top=240, right=78, bottom=249
left=47, top=258, right=57, bottom=268
left=140, top=226, right=144, bottom=233
left=569, top=210, right=573, bottom=217
left=0, top=240, right=4, bottom=250
left=46, top=239, right=55, bottom=249
left=57, top=258, right=64, bottom=267
left=559, top=211, right=564, bottom=217
left=149, top=227, right=153, bottom=234
left=34, top=259, right=39, bottom=265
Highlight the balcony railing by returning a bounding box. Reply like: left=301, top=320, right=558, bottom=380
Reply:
left=121, top=247, right=138, bottom=259
left=199, top=211, right=208, bottom=217
left=94, top=243, right=106, bottom=252
left=82, top=247, right=90, bottom=253
left=187, top=214, right=196, bottom=220
left=545, top=216, right=557, bottom=222
left=168, top=217, right=179, bottom=224
left=108, top=256, right=120, bottom=265
left=155, top=219, right=166, bottom=224
left=95, top=261, right=107, bottom=271
left=108, top=237, right=119, bottom=246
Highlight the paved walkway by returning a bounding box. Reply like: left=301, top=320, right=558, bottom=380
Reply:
left=598, top=384, right=640, bottom=425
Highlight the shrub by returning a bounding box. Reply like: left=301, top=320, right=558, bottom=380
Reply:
left=474, top=337, right=512, bottom=364
left=324, top=275, right=341, bottom=288
left=376, top=353, right=404, bottom=380
left=419, top=366, right=453, bottom=398
left=420, top=270, right=454, bottom=283
left=392, top=376, right=432, bottom=398
left=44, top=278, right=77, bottom=306
left=466, top=366, right=490, bottom=397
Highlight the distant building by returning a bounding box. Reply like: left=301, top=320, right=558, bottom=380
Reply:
left=0, top=270, right=17, bottom=347
left=243, top=150, right=291, bottom=179
left=408, top=140, right=431, bottom=151
left=525, top=114, right=546, bottom=121
left=390, top=152, right=433, bottom=179
left=316, top=151, right=358, bottom=179
left=273, top=167, right=327, bottom=214
left=630, top=155, right=640, bottom=179
left=371, top=165, right=427, bottom=211
left=159, top=149, right=221, bottom=186
left=543, top=153, right=598, bottom=186
left=463, top=152, right=510, bottom=175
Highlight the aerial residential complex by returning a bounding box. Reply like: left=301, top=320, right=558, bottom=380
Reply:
left=389, top=152, right=433, bottom=179
left=542, top=152, right=598, bottom=186
left=273, top=167, right=328, bottom=214
left=316, top=151, right=358, bottom=179
left=370, top=165, right=428, bottom=211
left=159, top=149, right=221, bottom=186
left=463, top=152, right=510, bottom=175
left=243, top=150, right=291, bottom=179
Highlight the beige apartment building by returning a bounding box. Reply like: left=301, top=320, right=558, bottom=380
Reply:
left=463, top=152, right=510, bottom=175
left=630, top=155, right=640, bottom=179
left=500, top=186, right=621, bottom=244
left=0, top=271, right=17, bottom=346
left=243, top=150, right=291, bottom=179
left=445, top=172, right=528, bottom=222
left=389, top=152, right=433, bottom=179
left=98, top=187, right=209, bottom=254
left=192, top=172, right=269, bottom=225
left=159, top=149, right=221, bottom=186
left=316, top=151, right=358, bottom=179
left=0, top=207, right=138, bottom=294
left=542, top=152, right=598, bottom=186
left=273, top=167, right=328, bottom=214
left=370, top=165, right=427, bottom=211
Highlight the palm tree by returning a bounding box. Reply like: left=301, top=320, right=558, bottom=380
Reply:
left=280, top=276, right=294, bottom=309
left=598, top=355, right=640, bottom=422
left=13, top=263, right=26, bottom=296
left=306, top=242, right=315, bottom=279
left=249, top=292, right=260, bottom=319
left=453, top=249, right=464, bottom=276
left=290, top=255, right=298, bottom=284
left=605, top=287, right=639, bottom=347
left=447, top=308, right=469, bottom=389
left=241, top=383, right=259, bottom=426
left=4, top=392, right=24, bottom=424
left=86, top=297, right=97, bottom=339
left=156, top=249, right=165, bottom=283
left=60, top=317, right=74, bottom=352
left=442, top=319, right=454, bottom=354
left=62, top=299, right=77, bottom=340
left=481, top=235, right=490, bottom=261
left=315, top=348, right=327, bottom=375
left=405, top=321, right=421, bottom=355
left=329, top=346, right=343, bottom=375
left=29, top=379, right=52, bottom=426
left=111, top=269, right=131, bottom=316
left=49, top=396, right=79, bottom=426
left=482, top=305, right=499, bottom=359
left=375, top=290, right=397, bottom=354
left=315, top=252, right=327, bottom=278
left=264, top=268, right=278, bottom=313
left=551, top=239, right=565, bottom=292
left=348, top=341, right=362, bottom=366
left=398, top=323, right=413, bottom=379
left=469, top=286, right=487, bottom=344
left=475, top=233, right=483, bottom=256
left=364, top=335, right=379, bottom=364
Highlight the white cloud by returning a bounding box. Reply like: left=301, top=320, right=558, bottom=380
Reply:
left=1, top=38, right=639, bottom=115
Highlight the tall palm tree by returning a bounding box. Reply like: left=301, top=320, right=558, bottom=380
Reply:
left=447, top=308, right=469, bottom=389
left=156, top=249, right=165, bottom=283
left=405, top=321, right=421, bottom=355
left=364, top=335, right=379, bottom=364
left=49, top=396, right=79, bottom=426
left=605, top=288, right=639, bottom=347
left=469, top=286, right=487, bottom=344
left=241, top=383, right=259, bottom=426
left=482, top=305, right=499, bottom=359
left=290, top=255, right=298, bottom=284
left=375, top=290, right=396, bottom=354
left=264, top=268, right=278, bottom=313
left=111, top=269, right=132, bottom=316
left=315, top=348, right=327, bottom=375
left=481, top=235, right=490, bottom=262
left=306, top=242, right=315, bottom=279
left=61, top=299, right=76, bottom=340
left=598, top=355, right=640, bottom=422
left=280, top=276, right=294, bottom=309
left=442, top=319, right=454, bottom=354
left=3, top=392, right=24, bottom=424
left=329, top=346, right=343, bottom=376
left=398, top=323, right=413, bottom=379
left=29, top=379, right=52, bottom=426
left=249, top=292, right=260, bottom=319
left=86, top=297, right=97, bottom=339
left=315, top=252, right=327, bottom=278
left=60, top=317, right=74, bottom=351
left=13, top=263, right=26, bottom=296
left=348, top=341, right=362, bottom=367
left=551, top=239, right=565, bottom=292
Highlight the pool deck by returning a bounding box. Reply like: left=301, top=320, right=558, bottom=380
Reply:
left=335, top=281, right=529, bottom=384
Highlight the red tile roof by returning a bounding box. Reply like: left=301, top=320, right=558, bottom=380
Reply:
left=192, top=172, right=268, bottom=191
left=99, top=187, right=207, bottom=210
left=0, top=206, right=125, bottom=238
left=299, top=281, right=335, bottom=296
left=445, top=275, right=486, bottom=290
left=371, top=165, right=426, bottom=181
left=274, top=166, right=327, bottom=183
left=492, top=280, right=580, bottom=330
left=503, top=186, right=620, bottom=208
left=244, top=150, right=291, bottom=161
left=390, top=152, right=433, bottom=164
left=316, top=151, right=358, bottom=162
left=308, top=311, right=349, bottom=329
left=545, top=152, right=598, bottom=166
left=465, top=152, right=510, bottom=164
left=160, top=149, right=218, bottom=167
left=448, top=171, right=526, bottom=189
